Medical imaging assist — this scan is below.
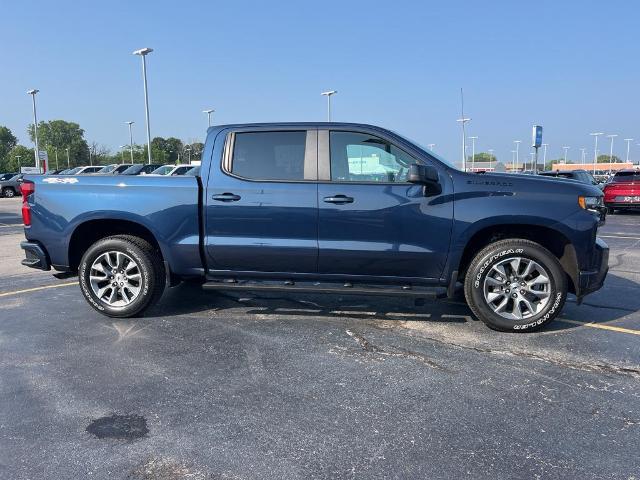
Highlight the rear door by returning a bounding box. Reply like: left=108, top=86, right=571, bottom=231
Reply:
left=317, top=129, right=453, bottom=281
left=205, top=128, right=319, bottom=273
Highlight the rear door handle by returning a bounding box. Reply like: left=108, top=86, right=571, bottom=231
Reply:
left=323, top=195, right=354, bottom=204
left=212, top=193, right=241, bottom=202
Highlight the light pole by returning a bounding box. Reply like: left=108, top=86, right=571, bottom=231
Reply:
left=120, top=145, right=128, bottom=163
left=468, top=136, right=478, bottom=172
left=606, top=134, right=618, bottom=175
left=562, top=146, right=570, bottom=163
left=510, top=150, right=516, bottom=172
left=203, top=109, right=215, bottom=127
left=542, top=143, right=548, bottom=167
left=321, top=90, right=337, bottom=121
left=27, top=89, right=40, bottom=170
left=624, top=138, right=633, bottom=163
left=126, top=121, right=135, bottom=163
left=427, top=143, right=435, bottom=151
left=54, top=147, right=59, bottom=169
left=529, top=152, right=535, bottom=171
left=65, top=148, right=70, bottom=167
left=488, top=149, right=495, bottom=171
left=16, top=155, right=21, bottom=171
left=513, top=140, right=521, bottom=171
left=133, top=47, right=154, bottom=164
left=590, top=132, right=604, bottom=175
left=580, top=148, right=586, bottom=165
left=456, top=118, right=471, bottom=170
left=186, top=146, right=192, bottom=163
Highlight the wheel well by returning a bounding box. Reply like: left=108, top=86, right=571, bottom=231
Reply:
left=458, top=225, right=578, bottom=294
left=68, top=220, right=163, bottom=271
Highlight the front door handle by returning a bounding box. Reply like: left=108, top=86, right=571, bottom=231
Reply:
left=212, top=193, right=241, bottom=202
left=323, top=194, right=354, bottom=204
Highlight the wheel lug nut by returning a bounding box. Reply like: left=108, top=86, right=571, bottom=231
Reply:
left=520, top=289, right=525, bottom=294
left=506, top=289, right=510, bottom=293
left=512, top=293, right=517, bottom=298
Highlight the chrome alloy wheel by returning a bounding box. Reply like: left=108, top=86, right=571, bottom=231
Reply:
left=89, top=251, right=142, bottom=307
left=483, top=257, right=551, bottom=320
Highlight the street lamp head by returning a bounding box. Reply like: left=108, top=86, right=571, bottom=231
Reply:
left=133, top=47, right=153, bottom=56
left=27, top=89, right=39, bottom=95
left=456, top=117, right=471, bottom=123
left=590, top=132, right=604, bottom=136
left=468, top=136, right=478, bottom=140
left=606, top=134, right=618, bottom=138
left=126, top=121, right=134, bottom=125
left=203, top=109, right=215, bottom=114
left=624, top=138, right=634, bottom=141
left=321, top=90, right=337, bottom=96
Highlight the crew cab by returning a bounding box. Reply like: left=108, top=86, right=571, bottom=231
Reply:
left=603, top=169, right=640, bottom=213
left=19, top=123, right=609, bottom=332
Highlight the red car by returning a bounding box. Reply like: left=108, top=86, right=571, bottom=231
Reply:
left=603, top=169, right=640, bottom=213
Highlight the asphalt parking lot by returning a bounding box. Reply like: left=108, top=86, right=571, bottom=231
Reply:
left=1, top=198, right=639, bottom=479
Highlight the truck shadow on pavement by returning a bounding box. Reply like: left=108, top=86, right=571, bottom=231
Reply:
left=148, top=272, right=640, bottom=333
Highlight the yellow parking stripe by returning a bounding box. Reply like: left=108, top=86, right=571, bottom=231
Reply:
left=558, top=319, right=640, bottom=336
left=0, top=281, right=77, bottom=298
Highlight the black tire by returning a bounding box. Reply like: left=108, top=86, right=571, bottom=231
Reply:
left=607, top=207, right=615, bottom=214
left=79, top=235, right=165, bottom=318
left=2, top=188, right=15, bottom=198
left=464, top=239, right=567, bottom=332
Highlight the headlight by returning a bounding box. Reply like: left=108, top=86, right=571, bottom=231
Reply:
left=578, top=195, right=603, bottom=212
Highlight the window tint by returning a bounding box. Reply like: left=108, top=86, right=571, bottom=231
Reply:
left=231, top=131, right=306, bottom=181
left=613, top=171, right=640, bottom=182
left=330, top=131, right=415, bottom=183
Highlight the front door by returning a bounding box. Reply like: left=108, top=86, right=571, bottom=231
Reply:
left=205, top=128, right=318, bottom=273
left=317, top=130, right=453, bottom=281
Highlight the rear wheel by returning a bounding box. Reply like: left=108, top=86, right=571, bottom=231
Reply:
left=607, top=207, right=616, bottom=214
left=79, top=235, right=165, bottom=318
left=464, top=239, right=567, bottom=332
left=2, top=188, right=15, bottom=198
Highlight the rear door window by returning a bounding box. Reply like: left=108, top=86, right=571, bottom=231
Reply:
left=230, top=131, right=307, bottom=181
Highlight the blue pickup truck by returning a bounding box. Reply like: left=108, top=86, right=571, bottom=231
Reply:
left=19, top=123, right=608, bottom=331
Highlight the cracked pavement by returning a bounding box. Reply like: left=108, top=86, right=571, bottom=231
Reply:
left=0, top=199, right=639, bottom=479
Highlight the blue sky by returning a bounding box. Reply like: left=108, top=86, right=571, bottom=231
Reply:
left=2, top=0, right=638, bottom=164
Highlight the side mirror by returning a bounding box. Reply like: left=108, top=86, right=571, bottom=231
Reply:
left=407, top=163, right=441, bottom=195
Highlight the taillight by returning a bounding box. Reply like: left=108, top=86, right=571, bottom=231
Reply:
left=21, top=181, right=34, bottom=227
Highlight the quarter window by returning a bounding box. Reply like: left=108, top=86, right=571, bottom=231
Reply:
left=329, top=131, right=415, bottom=183
left=231, top=131, right=306, bottom=181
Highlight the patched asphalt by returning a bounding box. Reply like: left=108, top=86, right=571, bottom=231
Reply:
left=0, top=198, right=638, bottom=479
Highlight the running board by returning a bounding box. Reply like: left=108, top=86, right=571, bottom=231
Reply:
left=202, top=281, right=446, bottom=299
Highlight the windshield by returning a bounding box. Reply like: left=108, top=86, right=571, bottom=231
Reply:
left=121, top=165, right=143, bottom=175
left=613, top=171, right=640, bottom=182
left=389, top=130, right=458, bottom=169
left=98, top=165, right=117, bottom=174
left=185, top=166, right=200, bottom=176
left=65, top=167, right=82, bottom=175
left=150, top=165, right=174, bottom=175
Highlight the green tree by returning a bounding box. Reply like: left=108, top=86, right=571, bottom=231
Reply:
left=28, top=120, right=90, bottom=167
left=597, top=154, right=621, bottom=163
left=469, top=151, right=497, bottom=164
left=4, top=145, right=35, bottom=172
left=0, top=126, right=18, bottom=165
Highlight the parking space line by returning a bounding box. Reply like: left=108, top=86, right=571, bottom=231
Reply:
left=331, top=310, right=378, bottom=316
left=0, top=282, right=78, bottom=298
left=558, top=319, right=640, bottom=336
left=0, top=224, right=21, bottom=228
left=600, top=234, right=640, bottom=240
left=385, top=312, right=432, bottom=318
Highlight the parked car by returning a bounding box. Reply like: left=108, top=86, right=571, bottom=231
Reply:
left=62, top=166, right=104, bottom=175
left=20, top=122, right=608, bottom=332
left=0, top=174, right=23, bottom=198
left=45, top=168, right=67, bottom=175
left=603, top=169, right=640, bottom=213
left=539, top=169, right=601, bottom=188
left=0, top=172, right=19, bottom=182
left=185, top=166, right=200, bottom=176
left=120, top=164, right=163, bottom=175
left=96, top=164, right=134, bottom=175
left=149, top=164, right=195, bottom=176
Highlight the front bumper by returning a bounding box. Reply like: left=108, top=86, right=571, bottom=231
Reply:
left=20, top=241, right=51, bottom=271
left=578, top=237, right=608, bottom=298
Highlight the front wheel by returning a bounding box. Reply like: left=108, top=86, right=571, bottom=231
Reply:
left=79, top=235, right=165, bottom=318
left=464, top=239, right=567, bottom=332
left=607, top=207, right=616, bottom=214
left=2, top=188, right=15, bottom=198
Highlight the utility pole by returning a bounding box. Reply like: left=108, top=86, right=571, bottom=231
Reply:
left=321, top=90, right=337, bottom=121
left=27, top=89, right=40, bottom=170
left=133, top=47, right=154, bottom=164
left=624, top=138, right=634, bottom=163
left=456, top=88, right=471, bottom=171
left=468, top=136, right=478, bottom=172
